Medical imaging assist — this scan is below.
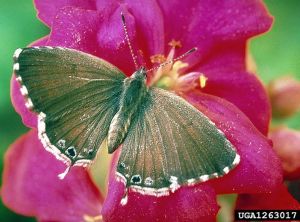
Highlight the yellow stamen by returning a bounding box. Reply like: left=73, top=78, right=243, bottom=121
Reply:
left=83, top=214, right=103, bottom=222
left=172, top=61, right=189, bottom=74
left=199, top=74, right=208, bottom=88
left=168, top=39, right=182, bottom=48
left=154, top=61, right=188, bottom=89
left=150, top=54, right=167, bottom=64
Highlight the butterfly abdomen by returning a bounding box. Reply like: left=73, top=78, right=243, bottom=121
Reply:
left=107, top=68, right=148, bottom=153
left=107, top=111, right=131, bottom=153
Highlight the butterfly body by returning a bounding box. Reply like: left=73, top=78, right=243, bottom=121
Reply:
left=108, top=67, right=148, bottom=153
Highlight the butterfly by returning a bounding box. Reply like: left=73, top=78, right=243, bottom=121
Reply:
left=13, top=14, right=240, bottom=198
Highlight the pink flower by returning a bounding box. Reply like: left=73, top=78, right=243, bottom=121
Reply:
left=3, top=0, right=295, bottom=221
left=14, top=0, right=272, bottom=135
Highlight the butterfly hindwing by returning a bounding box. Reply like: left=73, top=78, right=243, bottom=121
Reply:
left=116, top=88, right=240, bottom=196
left=14, top=47, right=126, bottom=165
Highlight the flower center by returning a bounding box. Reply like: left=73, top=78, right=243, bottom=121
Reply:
left=149, top=40, right=207, bottom=93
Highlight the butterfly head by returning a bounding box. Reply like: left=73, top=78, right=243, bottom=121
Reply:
left=131, top=66, right=147, bottom=81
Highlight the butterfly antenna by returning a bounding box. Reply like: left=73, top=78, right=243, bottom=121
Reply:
left=146, top=47, right=198, bottom=73
left=121, top=12, right=139, bottom=70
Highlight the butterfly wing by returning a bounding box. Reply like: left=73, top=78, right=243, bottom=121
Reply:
left=13, top=47, right=126, bottom=166
left=116, top=88, right=240, bottom=196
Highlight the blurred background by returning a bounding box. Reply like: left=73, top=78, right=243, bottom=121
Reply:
left=0, top=0, right=299, bottom=221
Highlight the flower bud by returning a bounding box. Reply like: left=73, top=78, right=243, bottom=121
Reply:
left=269, top=127, right=300, bottom=180
left=269, top=76, right=300, bottom=118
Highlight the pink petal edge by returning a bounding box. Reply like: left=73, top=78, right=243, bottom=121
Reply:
left=34, top=0, right=96, bottom=26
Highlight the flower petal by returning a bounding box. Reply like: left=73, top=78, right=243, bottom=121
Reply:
left=236, top=184, right=300, bottom=210
left=1, top=130, right=103, bottom=222
left=197, top=43, right=271, bottom=135
left=95, top=0, right=165, bottom=72
left=34, top=0, right=96, bottom=27
left=183, top=91, right=282, bottom=194
left=101, top=152, right=219, bottom=222
left=269, top=127, right=300, bottom=180
left=157, top=0, right=272, bottom=67
left=48, top=3, right=164, bottom=76
left=96, top=7, right=139, bottom=75
left=119, top=1, right=165, bottom=68
left=47, top=6, right=135, bottom=75
left=47, top=7, right=101, bottom=55
left=11, top=36, right=49, bottom=128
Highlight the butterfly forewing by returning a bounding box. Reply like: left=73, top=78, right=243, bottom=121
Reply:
left=14, top=47, right=126, bottom=165
left=116, top=88, right=239, bottom=196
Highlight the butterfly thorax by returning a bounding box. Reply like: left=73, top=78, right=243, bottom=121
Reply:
left=107, top=67, right=148, bottom=153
